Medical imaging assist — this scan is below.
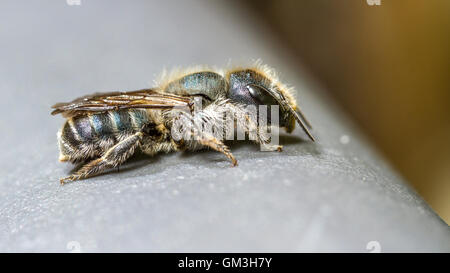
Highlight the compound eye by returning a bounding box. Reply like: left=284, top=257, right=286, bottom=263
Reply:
left=246, top=84, right=278, bottom=106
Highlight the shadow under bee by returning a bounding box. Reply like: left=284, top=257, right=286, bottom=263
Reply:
left=65, top=134, right=319, bottom=182
left=53, top=62, right=317, bottom=183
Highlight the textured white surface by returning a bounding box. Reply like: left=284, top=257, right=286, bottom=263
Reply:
left=0, top=0, right=448, bottom=252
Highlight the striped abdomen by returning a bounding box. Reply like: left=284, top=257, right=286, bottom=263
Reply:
left=58, top=109, right=150, bottom=161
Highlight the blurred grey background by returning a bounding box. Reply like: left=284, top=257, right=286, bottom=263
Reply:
left=0, top=0, right=448, bottom=252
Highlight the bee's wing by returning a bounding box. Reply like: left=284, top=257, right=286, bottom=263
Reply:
left=51, top=89, right=192, bottom=117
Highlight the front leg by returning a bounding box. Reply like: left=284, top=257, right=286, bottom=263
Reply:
left=60, top=132, right=143, bottom=184
left=171, top=110, right=238, bottom=166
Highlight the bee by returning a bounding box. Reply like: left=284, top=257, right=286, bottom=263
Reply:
left=51, top=62, right=315, bottom=184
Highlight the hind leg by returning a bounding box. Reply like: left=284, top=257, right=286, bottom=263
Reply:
left=60, top=132, right=143, bottom=184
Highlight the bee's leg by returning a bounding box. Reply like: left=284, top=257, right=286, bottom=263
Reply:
left=60, top=132, right=143, bottom=184
left=195, top=134, right=237, bottom=166
left=261, top=144, right=283, bottom=152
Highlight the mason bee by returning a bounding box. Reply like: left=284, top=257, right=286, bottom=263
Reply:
left=52, top=62, right=315, bottom=184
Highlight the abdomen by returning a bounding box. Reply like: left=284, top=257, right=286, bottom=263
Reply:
left=58, top=109, right=150, bottom=162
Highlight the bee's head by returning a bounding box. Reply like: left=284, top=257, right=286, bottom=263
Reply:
left=226, top=67, right=315, bottom=141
